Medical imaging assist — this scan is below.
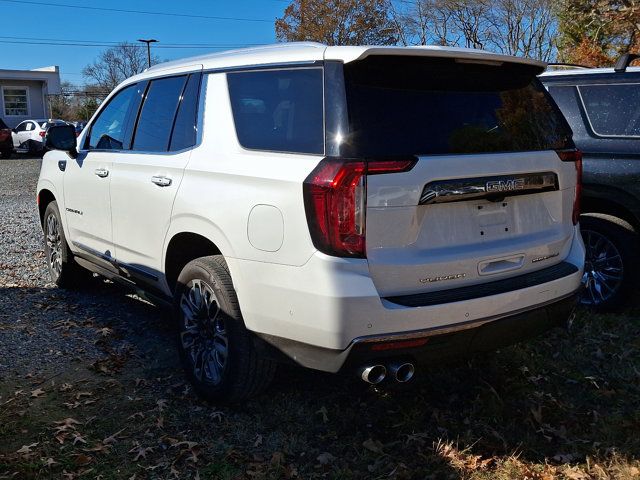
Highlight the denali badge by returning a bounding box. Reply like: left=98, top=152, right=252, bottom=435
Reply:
left=485, top=178, right=525, bottom=193
left=419, top=273, right=466, bottom=284
left=532, top=252, right=559, bottom=263
left=66, top=207, right=83, bottom=216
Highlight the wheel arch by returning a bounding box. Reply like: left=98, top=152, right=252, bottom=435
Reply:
left=37, top=188, right=57, bottom=228
left=163, top=216, right=237, bottom=295
left=581, top=185, right=640, bottom=233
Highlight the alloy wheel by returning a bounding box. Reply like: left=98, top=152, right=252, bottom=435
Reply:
left=581, top=229, right=624, bottom=307
left=46, top=213, right=63, bottom=277
left=179, top=279, right=229, bottom=385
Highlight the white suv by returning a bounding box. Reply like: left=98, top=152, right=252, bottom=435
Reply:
left=38, top=43, right=585, bottom=402
left=14, top=119, right=68, bottom=154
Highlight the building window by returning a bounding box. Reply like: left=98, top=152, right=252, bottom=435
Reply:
left=3, top=87, right=29, bottom=116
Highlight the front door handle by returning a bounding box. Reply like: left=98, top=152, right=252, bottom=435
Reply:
left=151, top=175, right=172, bottom=187
left=94, top=168, right=109, bottom=178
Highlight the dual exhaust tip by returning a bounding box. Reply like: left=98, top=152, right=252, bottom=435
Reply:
left=360, top=362, right=415, bottom=384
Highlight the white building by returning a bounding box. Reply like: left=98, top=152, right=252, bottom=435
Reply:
left=0, top=66, right=62, bottom=127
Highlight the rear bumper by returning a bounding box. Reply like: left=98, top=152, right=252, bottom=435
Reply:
left=336, top=290, right=579, bottom=373
left=230, top=226, right=584, bottom=372
left=256, top=290, right=580, bottom=373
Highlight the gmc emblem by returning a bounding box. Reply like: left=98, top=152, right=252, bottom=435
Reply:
left=486, top=178, right=525, bottom=193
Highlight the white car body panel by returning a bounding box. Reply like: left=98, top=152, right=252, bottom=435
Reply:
left=63, top=150, right=114, bottom=257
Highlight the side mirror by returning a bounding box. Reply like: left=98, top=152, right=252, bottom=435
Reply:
left=45, top=125, right=78, bottom=159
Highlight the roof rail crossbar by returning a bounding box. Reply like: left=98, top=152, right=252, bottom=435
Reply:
left=546, top=62, right=591, bottom=69
left=614, top=53, right=640, bottom=72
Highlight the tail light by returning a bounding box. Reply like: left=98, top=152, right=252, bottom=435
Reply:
left=39, top=131, right=46, bottom=138
left=303, top=157, right=416, bottom=258
left=557, top=149, right=582, bottom=225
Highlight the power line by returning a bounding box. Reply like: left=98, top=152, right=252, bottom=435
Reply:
left=0, top=35, right=265, bottom=47
left=0, top=0, right=273, bottom=23
left=0, top=39, right=261, bottom=49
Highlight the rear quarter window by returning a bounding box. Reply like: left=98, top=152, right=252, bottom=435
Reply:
left=578, top=83, right=640, bottom=137
left=227, top=68, right=324, bottom=155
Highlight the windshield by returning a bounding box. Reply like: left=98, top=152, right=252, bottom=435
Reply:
left=343, top=56, right=573, bottom=157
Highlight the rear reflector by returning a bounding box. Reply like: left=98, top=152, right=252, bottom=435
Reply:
left=557, top=149, right=582, bottom=225
left=370, top=338, right=429, bottom=351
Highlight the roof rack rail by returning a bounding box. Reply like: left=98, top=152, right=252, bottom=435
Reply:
left=546, top=62, right=591, bottom=70
left=614, top=53, right=640, bottom=72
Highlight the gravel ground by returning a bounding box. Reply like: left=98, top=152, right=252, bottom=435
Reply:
left=0, top=157, right=174, bottom=383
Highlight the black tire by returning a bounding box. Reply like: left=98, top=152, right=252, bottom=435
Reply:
left=43, top=201, right=90, bottom=288
left=580, top=214, right=639, bottom=311
left=174, top=256, right=276, bottom=402
left=0, top=149, right=11, bottom=159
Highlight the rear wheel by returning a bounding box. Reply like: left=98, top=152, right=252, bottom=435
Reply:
left=43, top=201, right=90, bottom=288
left=580, top=214, right=639, bottom=310
left=174, top=256, right=276, bottom=402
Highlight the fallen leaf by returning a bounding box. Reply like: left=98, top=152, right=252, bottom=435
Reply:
left=16, top=443, right=38, bottom=455
left=103, top=428, right=125, bottom=445
left=129, top=446, right=153, bottom=462
left=73, top=454, right=92, bottom=466
left=317, top=452, right=335, bottom=465
left=30, top=388, right=45, bottom=398
left=362, top=438, right=384, bottom=454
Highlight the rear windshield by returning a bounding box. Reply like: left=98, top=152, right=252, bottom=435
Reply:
left=343, top=56, right=573, bottom=157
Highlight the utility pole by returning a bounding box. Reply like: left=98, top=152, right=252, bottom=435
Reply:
left=137, top=38, right=158, bottom=68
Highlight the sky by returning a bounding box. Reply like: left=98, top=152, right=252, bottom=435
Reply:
left=0, top=0, right=290, bottom=85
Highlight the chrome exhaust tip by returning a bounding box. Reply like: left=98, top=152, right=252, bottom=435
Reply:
left=359, top=365, right=387, bottom=384
left=389, top=362, right=415, bottom=383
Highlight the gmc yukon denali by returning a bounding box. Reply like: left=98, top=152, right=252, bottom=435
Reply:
left=38, top=43, right=585, bottom=402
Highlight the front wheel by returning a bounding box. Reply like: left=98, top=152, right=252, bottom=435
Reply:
left=43, top=201, right=90, bottom=288
left=580, top=214, right=639, bottom=310
left=174, top=256, right=276, bottom=402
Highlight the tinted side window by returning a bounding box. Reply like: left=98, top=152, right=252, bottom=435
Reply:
left=579, top=84, right=640, bottom=137
left=88, top=85, right=138, bottom=150
left=169, top=73, right=201, bottom=151
left=133, top=75, right=187, bottom=152
left=15, top=122, right=27, bottom=132
left=227, top=68, right=324, bottom=154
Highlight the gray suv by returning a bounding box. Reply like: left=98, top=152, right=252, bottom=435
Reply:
left=541, top=54, right=640, bottom=310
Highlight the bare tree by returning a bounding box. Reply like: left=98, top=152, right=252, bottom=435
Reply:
left=82, top=42, right=159, bottom=91
left=395, top=0, right=558, bottom=61
left=488, top=0, right=557, bottom=60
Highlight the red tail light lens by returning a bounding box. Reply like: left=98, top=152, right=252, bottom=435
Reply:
left=557, top=149, right=582, bottom=225
left=39, top=131, right=46, bottom=138
left=303, top=157, right=416, bottom=258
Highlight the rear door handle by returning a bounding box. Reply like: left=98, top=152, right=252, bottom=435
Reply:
left=94, top=168, right=109, bottom=178
left=151, top=175, right=172, bottom=187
